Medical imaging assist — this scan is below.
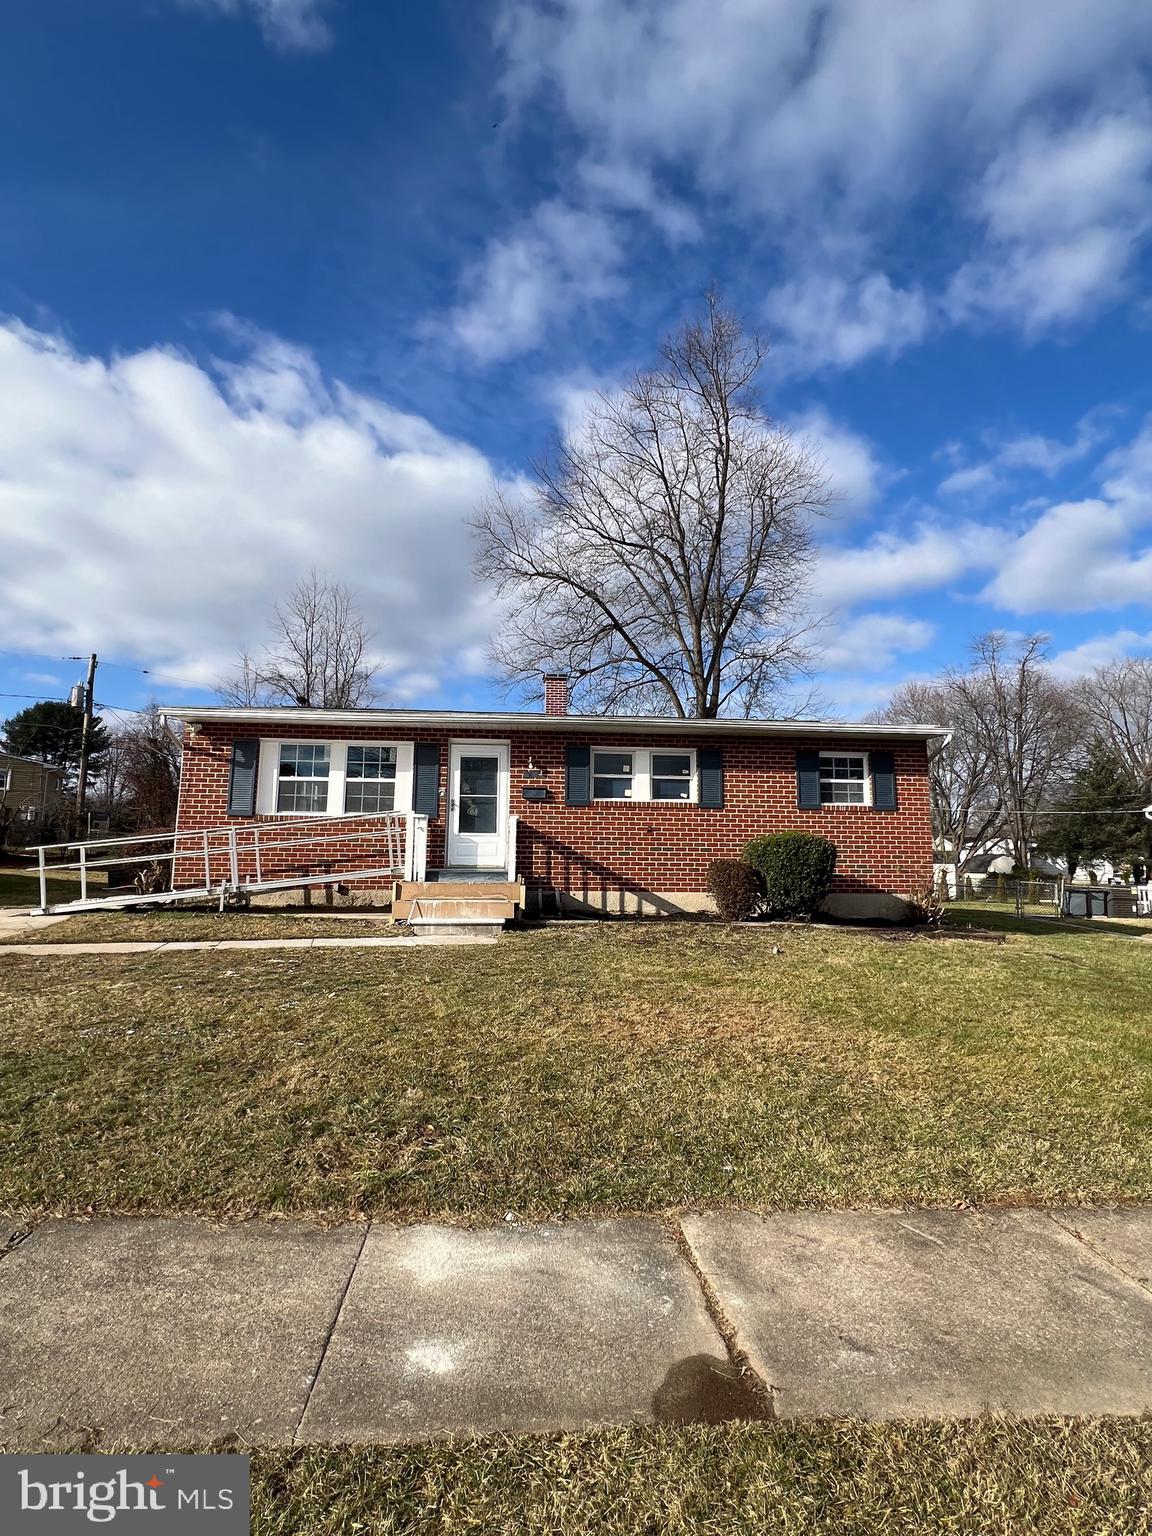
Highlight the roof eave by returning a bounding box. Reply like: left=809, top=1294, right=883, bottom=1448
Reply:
left=159, top=705, right=948, bottom=743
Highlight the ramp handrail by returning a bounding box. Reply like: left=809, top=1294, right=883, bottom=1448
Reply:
left=33, top=812, right=412, bottom=911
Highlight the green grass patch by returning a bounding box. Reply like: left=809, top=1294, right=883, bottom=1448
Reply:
left=2, top=924, right=1151, bottom=1219
left=6, top=910, right=406, bottom=944
left=245, top=1419, right=1152, bottom=1535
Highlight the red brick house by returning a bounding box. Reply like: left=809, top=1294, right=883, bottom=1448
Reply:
left=164, top=677, right=944, bottom=921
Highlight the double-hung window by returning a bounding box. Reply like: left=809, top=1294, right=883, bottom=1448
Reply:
left=261, top=741, right=412, bottom=816
left=591, top=747, right=697, bottom=803
left=276, top=743, right=331, bottom=813
left=650, top=752, right=693, bottom=801
left=819, top=752, right=868, bottom=805
left=344, top=745, right=397, bottom=814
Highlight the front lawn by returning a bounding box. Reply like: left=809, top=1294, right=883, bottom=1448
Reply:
left=242, top=1419, right=1152, bottom=1536
left=1, top=924, right=1150, bottom=1220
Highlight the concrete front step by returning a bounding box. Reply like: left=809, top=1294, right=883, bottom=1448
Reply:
left=403, top=898, right=516, bottom=929
left=396, top=880, right=521, bottom=903
left=393, top=880, right=522, bottom=925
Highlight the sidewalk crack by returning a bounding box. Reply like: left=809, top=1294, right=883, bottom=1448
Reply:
left=1045, top=1210, right=1152, bottom=1296
left=293, top=1222, right=369, bottom=1443
left=664, top=1212, right=777, bottom=1419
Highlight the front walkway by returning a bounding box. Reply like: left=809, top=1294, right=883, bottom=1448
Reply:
left=1, top=1207, right=1149, bottom=1448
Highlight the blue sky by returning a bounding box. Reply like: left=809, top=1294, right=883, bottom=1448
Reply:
left=3, top=0, right=1152, bottom=728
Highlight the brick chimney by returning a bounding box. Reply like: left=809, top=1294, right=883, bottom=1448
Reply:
left=543, top=673, right=570, bottom=716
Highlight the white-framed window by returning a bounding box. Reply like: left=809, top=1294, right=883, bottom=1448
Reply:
left=591, top=747, right=697, bottom=804
left=819, top=751, right=870, bottom=806
left=256, top=741, right=413, bottom=817
left=344, top=745, right=397, bottom=814
left=275, top=743, right=331, bottom=814
left=0, top=767, right=9, bottom=793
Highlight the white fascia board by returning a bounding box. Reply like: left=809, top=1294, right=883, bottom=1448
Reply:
left=160, top=705, right=948, bottom=743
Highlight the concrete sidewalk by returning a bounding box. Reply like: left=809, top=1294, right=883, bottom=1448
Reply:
left=0, top=1208, right=1149, bottom=1449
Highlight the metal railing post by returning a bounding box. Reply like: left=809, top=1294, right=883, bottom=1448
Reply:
left=403, top=815, right=415, bottom=881
left=506, top=814, right=518, bottom=881
left=228, top=827, right=239, bottom=891
left=79, top=845, right=88, bottom=903
left=202, top=832, right=210, bottom=890
left=38, top=845, right=47, bottom=911
left=254, top=825, right=263, bottom=885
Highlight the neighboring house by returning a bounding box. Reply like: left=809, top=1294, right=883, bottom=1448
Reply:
left=0, top=749, right=67, bottom=827
left=164, top=676, right=943, bottom=920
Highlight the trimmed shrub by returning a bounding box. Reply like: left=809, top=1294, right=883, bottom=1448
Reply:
left=706, top=858, right=762, bottom=922
left=744, top=832, right=837, bottom=920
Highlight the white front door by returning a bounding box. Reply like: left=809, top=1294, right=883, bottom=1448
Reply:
left=447, top=741, right=509, bottom=868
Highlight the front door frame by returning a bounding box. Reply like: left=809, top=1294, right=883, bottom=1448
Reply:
left=446, top=739, right=511, bottom=869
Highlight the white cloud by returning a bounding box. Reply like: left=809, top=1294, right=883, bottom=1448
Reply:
left=0, top=320, right=506, bottom=699
left=491, top=3, right=1152, bottom=361
left=765, top=271, right=929, bottom=374
left=183, top=0, right=331, bottom=50
left=982, top=412, right=1152, bottom=611
left=982, top=498, right=1152, bottom=612
left=938, top=409, right=1114, bottom=498
left=818, top=523, right=994, bottom=607
left=946, top=113, right=1152, bottom=331
left=449, top=202, right=624, bottom=362
left=576, top=160, right=701, bottom=244
left=1048, top=629, right=1152, bottom=678
left=787, top=408, right=884, bottom=512
left=499, top=1, right=1152, bottom=221
left=820, top=613, right=935, bottom=673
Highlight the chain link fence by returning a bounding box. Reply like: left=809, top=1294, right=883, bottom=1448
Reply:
left=942, top=874, right=1062, bottom=917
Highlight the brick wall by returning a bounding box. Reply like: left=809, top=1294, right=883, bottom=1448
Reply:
left=174, top=719, right=934, bottom=903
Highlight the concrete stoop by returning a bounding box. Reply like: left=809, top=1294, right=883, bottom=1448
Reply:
left=393, top=879, right=522, bottom=935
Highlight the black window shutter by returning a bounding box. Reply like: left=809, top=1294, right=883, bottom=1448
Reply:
left=412, top=743, right=441, bottom=817
left=698, top=747, right=724, bottom=808
left=566, top=744, right=590, bottom=805
left=796, top=749, right=822, bottom=809
left=871, top=749, right=897, bottom=810
left=227, top=738, right=260, bottom=816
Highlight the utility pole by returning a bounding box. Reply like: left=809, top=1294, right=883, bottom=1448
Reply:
left=72, top=652, right=98, bottom=834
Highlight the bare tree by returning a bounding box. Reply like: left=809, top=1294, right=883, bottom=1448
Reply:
left=949, top=633, right=1079, bottom=872
left=1075, top=656, right=1152, bottom=789
left=877, top=679, right=1001, bottom=881
left=221, top=572, right=381, bottom=708
left=474, top=293, right=831, bottom=717
left=118, top=705, right=183, bottom=830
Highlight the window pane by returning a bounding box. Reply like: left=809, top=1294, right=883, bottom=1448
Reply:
left=458, top=794, right=497, bottom=833
left=459, top=755, right=498, bottom=798
left=594, top=776, right=633, bottom=799
left=819, top=753, right=867, bottom=805
left=594, top=752, right=632, bottom=776
left=277, top=778, right=329, bottom=813
left=652, top=778, right=692, bottom=800
left=345, top=780, right=396, bottom=814
left=347, top=745, right=396, bottom=780
left=651, top=753, right=690, bottom=778
left=278, top=744, right=330, bottom=778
